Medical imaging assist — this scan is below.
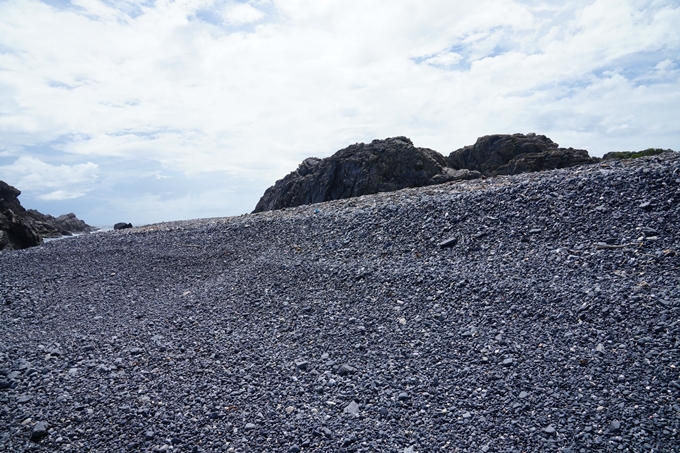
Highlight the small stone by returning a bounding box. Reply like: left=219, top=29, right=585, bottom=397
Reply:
left=610, top=420, right=621, bottom=432
left=289, top=445, right=301, bottom=453
left=295, top=360, right=309, bottom=371
left=344, top=401, right=360, bottom=415
left=596, top=343, right=605, bottom=352
left=336, top=364, right=356, bottom=376
left=404, top=447, right=415, bottom=453
left=378, top=407, right=389, bottom=417
left=245, top=422, right=256, bottom=430
left=321, top=353, right=329, bottom=360
left=397, top=392, right=410, bottom=401
left=144, top=430, right=155, bottom=441
left=17, top=395, right=33, bottom=403
left=0, top=380, right=10, bottom=390
left=322, top=427, right=333, bottom=438
left=519, top=391, right=529, bottom=399
left=501, top=358, right=513, bottom=366
left=543, top=425, right=556, bottom=435
left=285, top=406, right=295, bottom=414
left=639, top=201, right=652, bottom=209
left=398, top=317, right=406, bottom=325
left=340, top=436, right=357, bottom=448
left=438, top=237, right=457, bottom=248
left=462, top=411, right=471, bottom=418
left=82, top=345, right=95, bottom=352
left=30, top=421, right=48, bottom=441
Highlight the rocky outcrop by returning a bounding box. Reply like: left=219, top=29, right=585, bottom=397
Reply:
left=0, top=181, right=43, bottom=251
left=27, top=210, right=97, bottom=238
left=253, top=137, right=478, bottom=212
left=254, top=133, right=602, bottom=213
left=114, top=222, right=132, bottom=230
left=447, top=133, right=599, bottom=175
left=1, top=180, right=97, bottom=251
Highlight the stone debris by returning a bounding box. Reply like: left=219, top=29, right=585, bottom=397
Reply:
left=0, top=152, right=679, bottom=452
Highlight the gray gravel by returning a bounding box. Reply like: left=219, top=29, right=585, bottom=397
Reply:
left=1, top=153, right=679, bottom=452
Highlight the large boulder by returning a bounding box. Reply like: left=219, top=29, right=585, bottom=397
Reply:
left=447, top=133, right=599, bottom=175
left=0, top=181, right=43, bottom=251
left=253, top=137, right=478, bottom=212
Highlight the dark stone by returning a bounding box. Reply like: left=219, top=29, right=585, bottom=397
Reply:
left=144, top=430, right=155, bottom=441
left=253, top=137, right=479, bottom=212
left=336, top=364, right=356, bottom=376
left=295, top=360, right=309, bottom=371
left=289, top=446, right=301, bottom=453
left=30, top=421, right=49, bottom=441
left=114, top=222, right=133, bottom=230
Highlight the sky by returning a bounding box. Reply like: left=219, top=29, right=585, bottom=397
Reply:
left=0, top=0, right=679, bottom=227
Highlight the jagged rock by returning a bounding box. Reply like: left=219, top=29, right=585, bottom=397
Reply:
left=0, top=181, right=43, bottom=251
left=254, top=133, right=601, bottom=212
left=114, top=222, right=133, bottom=230
left=447, top=133, right=599, bottom=175
left=495, top=148, right=598, bottom=175
left=254, top=137, right=468, bottom=212
left=27, top=210, right=97, bottom=237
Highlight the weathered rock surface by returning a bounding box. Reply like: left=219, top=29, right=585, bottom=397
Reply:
left=1, top=152, right=679, bottom=452
left=27, top=210, right=97, bottom=238
left=0, top=181, right=43, bottom=250
left=254, top=137, right=478, bottom=212
left=255, top=134, right=600, bottom=212
left=447, top=133, right=599, bottom=175
left=0, top=181, right=96, bottom=250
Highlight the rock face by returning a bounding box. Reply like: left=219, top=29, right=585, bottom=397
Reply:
left=254, top=137, right=479, bottom=213
left=255, top=133, right=600, bottom=212
left=26, top=210, right=97, bottom=238
left=447, top=133, right=599, bottom=175
left=1, top=180, right=97, bottom=251
left=0, top=181, right=43, bottom=251
left=114, top=222, right=133, bottom=230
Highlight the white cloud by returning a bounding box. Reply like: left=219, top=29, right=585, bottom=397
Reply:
left=0, top=156, right=98, bottom=198
left=0, top=0, right=678, bottom=224
left=40, top=189, right=88, bottom=200
left=221, top=2, right=266, bottom=24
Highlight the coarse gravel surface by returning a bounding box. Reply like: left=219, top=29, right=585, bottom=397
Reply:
left=1, top=154, right=679, bottom=453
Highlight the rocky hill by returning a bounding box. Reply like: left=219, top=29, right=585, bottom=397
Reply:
left=254, top=133, right=600, bottom=213
left=1, top=152, right=678, bottom=452
left=0, top=180, right=97, bottom=251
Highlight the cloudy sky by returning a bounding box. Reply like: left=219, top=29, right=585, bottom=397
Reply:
left=1, top=0, right=678, bottom=226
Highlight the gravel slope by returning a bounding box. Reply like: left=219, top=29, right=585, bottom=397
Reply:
left=1, top=154, right=679, bottom=453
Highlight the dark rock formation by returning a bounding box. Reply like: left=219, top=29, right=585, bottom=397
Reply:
left=447, top=133, right=599, bottom=175
left=1, top=180, right=97, bottom=251
left=27, top=210, right=97, bottom=238
left=254, top=133, right=602, bottom=213
left=114, top=222, right=133, bottom=230
left=254, top=137, right=478, bottom=212
left=0, top=181, right=43, bottom=251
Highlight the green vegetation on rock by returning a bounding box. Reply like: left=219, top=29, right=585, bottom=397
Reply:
left=602, top=148, right=674, bottom=160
